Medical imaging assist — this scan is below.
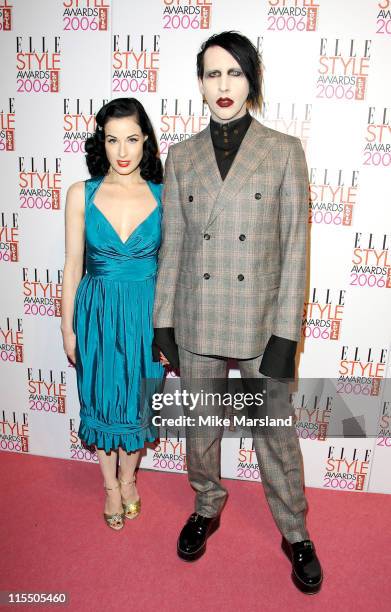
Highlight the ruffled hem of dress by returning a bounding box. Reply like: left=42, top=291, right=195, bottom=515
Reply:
left=78, top=420, right=158, bottom=453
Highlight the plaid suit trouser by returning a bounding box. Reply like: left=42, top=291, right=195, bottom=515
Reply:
left=178, top=346, right=309, bottom=544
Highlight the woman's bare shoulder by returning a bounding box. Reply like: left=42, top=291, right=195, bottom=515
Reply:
left=66, top=181, right=85, bottom=213
left=67, top=180, right=85, bottom=196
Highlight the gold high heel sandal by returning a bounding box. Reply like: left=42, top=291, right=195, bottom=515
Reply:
left=119, top=476, right=141, bottom=520
left=103, top=481, right=125, bottom=531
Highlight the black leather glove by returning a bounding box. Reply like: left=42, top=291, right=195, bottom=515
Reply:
left=152, top=327, right=180, bottom=369
left=259, top=335, right=297, bottom=380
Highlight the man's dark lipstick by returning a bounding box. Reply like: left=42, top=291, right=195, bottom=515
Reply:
left=217, top=98, right=234, bottom=108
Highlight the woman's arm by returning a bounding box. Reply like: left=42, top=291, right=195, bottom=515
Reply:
left=61, top=181, right=85, bottom=364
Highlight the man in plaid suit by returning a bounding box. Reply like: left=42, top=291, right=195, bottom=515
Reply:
left=153, top=31, right=322, bottom=594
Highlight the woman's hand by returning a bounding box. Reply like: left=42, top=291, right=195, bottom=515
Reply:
left=159, top=350, right=170, bottom=367
left=62, top=329, right=77, bottom=366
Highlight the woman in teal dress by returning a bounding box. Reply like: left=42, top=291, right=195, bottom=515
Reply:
left=61, top=98, right=166, bottom=531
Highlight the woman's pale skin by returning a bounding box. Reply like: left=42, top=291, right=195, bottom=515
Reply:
left=61, top=115, right=168, bottom=526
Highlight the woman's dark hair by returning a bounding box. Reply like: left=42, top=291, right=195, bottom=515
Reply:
left=85, top=97, right=163, bottom=183
left=196, top=31, right=263, bottom=112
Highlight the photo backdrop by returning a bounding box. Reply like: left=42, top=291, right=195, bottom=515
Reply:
left=1, top=0, right=391, bottom=494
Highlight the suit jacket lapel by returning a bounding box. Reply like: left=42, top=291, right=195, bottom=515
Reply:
left=205, top=119, right=276, bottom=229
left=186, top=125, right=222, bottom=202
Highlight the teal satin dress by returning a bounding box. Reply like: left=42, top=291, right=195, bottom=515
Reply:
left=73, top=176, right=164, bottom=453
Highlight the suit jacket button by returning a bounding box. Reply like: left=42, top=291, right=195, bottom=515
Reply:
left=188, top=195, right=194, bottom=202
left=237, top=274, right=244, bottom=281
left=255, top=192, right=262, bottom=200
left=239, top=234, right=246, bottom=241
left=204, top=233, right=210, bottom=240
left=203, top=273, right=210, bottom=280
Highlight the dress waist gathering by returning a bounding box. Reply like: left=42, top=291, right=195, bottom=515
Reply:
left=86, top=253, right=157, bottom=281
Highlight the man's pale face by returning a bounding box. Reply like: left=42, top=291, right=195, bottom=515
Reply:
left=198, top=45, right=250, bottom=124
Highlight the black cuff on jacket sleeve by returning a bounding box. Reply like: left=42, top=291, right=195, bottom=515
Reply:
left=152, top=327, right=180, bottom=369
left=259, top=335, right=297, bottom=379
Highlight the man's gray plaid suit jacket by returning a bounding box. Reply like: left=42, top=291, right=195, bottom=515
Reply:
left=153, top=118, right=308, bottom=359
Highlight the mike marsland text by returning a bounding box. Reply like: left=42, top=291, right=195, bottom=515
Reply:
left=152, top=415, right=293, bottom=427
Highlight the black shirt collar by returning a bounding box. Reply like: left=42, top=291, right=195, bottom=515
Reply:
left=210, top=111, right=253, bottom=151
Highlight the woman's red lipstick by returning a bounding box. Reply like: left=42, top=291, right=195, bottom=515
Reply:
left=217, top=98, right=234, bottom=108
left=117, top=160, right=131, bottom=167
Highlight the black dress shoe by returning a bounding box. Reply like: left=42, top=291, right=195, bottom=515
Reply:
left=177, top=513, right=220, bottom=561
left=282, top=538, right=323, bottom=594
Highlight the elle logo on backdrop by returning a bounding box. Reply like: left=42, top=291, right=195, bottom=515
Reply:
left=338, top=345, right=388, bottom=397
left=0, top=212, right=19, bottom=263
left=112, top=34, right=160, bottom=95
left=22, top=268, right=63, bottom=319
left=266, top=0, right=319, bottom=32
left=152, top=434, right=187, bottom=473
left=16, top=36, right=61, bottom=93
left=0, top=411, right=29, bottom=453
left=63, top=98, right=108, bottom=154
left=162, top=0, right=212, bottom=30
left=0, top=317, right=23, bottom=363
left=62, top=0, right=110, bottom=32
left=236, top=438, right=260, bottom=481
left=350, top=232, right=391, bottom=290
left=302, top=288, right=346, bottom=342
left=27, top=368, right=67, bottom=415
left=364, top=105, right=391, bottom=167
left=375, top=0, right=391, bottom=35
left=0, top=0, right=12, bottom=30
left=309, top=168, right=359, bottom=228
left=0, top=97, right=15, bottom=151
left=69, top=419, right=99, bottom=463
left=18, top=157, right=61, bottom=211
left=377, top=400, right=391, bottom=447
left=160, top=97, right=209, bottom=156
left=316, top=38, right=371, bottom=101
left=261, top=102, right=312, bottom=153
left=293, top=393, right=333, bottom=442
left=324, top=446, right=372, bottom=491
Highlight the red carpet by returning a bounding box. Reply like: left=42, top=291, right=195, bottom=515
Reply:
left=1, top=451, right=390, bottom=611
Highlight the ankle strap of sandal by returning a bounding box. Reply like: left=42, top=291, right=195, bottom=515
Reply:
left=119, top=476, right=136, bottom=485
left=104, top=482, right=120, bottom=491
